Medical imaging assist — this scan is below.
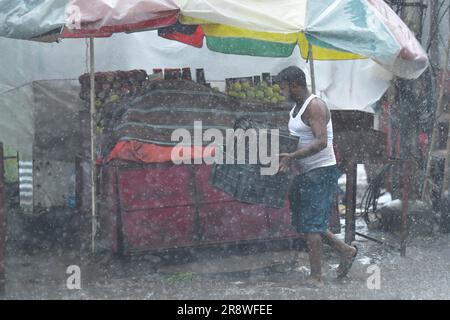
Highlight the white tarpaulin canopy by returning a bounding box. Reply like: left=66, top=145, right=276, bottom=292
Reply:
left=0, top=31, right=392, bottom=157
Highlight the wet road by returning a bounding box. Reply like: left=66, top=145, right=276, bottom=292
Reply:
left=3, top=217, right=450, bottom=300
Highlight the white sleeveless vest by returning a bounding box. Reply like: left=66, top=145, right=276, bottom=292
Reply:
left=288, top=94, right=336, bottom=173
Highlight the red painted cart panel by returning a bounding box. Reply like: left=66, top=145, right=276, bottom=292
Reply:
left=198, top=201, right=270, bottom=243
left=118, top=165, right=194, bottom=210
left=121, top=206, right=196, bottom=252
left=99, top=163, right=299, bottom=254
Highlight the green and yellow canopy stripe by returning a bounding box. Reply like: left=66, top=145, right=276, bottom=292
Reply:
left=180, top=15, right=365, bottom=60
left=297, top=33, right=364, bottom=61
left=203, top=24, right=297, bottom=57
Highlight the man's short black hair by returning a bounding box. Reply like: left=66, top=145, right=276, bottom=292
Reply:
left=278, top=66, right=307, bottom=88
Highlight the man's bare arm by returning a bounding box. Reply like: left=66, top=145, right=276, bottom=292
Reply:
left=278, top=99, right=329, bottom=172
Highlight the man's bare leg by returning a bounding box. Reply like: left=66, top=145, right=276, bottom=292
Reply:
left=322, top=231, right=355, bottom=256
left=305, top=233, right=324, bottom=286
left=322, top=231, right=357, bottom=277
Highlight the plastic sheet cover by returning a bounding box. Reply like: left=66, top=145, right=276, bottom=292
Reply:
left=0, top=31, right=392, bottom=157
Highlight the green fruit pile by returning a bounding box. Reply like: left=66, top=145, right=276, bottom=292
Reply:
left=227, top=81, right=285, bottom=103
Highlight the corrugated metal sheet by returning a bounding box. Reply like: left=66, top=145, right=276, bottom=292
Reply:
left=19, top=160, right=33, bottom=210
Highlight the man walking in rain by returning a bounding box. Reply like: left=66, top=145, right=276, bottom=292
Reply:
left=278, top=66, right=357, bottom=287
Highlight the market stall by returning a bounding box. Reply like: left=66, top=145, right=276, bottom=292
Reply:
left=73, top=66, right=391, bottom=255
left=0, top=0, right=429, bottom=259
left=82, top=69, right=314, bottom=253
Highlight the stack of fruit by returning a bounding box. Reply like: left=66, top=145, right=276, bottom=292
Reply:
left=79, top=69, right=148, bottom=107
left=226, top=81, right=285, bottom=104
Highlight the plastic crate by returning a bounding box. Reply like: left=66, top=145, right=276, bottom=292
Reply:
left=210, top=163, right=292, bottom=208
left=209, top=116, right=297, bottom=208
left=209, top=163, right=241, bottom=197
left=234, top=116, right=298, bottom=154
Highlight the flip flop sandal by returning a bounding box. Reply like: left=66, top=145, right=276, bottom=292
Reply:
left=337, top=245, right=358, bottom=279
left=304, top=278, right=325, bottom=289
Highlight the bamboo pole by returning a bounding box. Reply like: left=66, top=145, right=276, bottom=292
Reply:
left=89, top=38, right=96, bottom=254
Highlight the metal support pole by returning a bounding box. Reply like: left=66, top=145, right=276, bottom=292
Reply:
left=0, top=142, right=6, bottom=295
left=308, top=42, right=316, bottom=94
left=89, top=37, right=96, bottom=254
left=440, top=37, right=450, bottom=199
left=345, top=162, right=357, bottom=244
left=401, top=160, right=411, bottom=257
